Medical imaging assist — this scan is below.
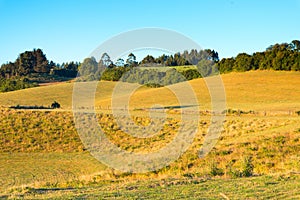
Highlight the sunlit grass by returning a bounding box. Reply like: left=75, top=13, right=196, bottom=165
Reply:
left=0, top=70, right=300, bottom=111
left=0, top=71, right=300, bottom=198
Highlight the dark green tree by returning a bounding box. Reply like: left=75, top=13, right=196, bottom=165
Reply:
left=17, top=51, right=35, bottom=76
left=33, top=48, right=49, bottom=73
left=78, top=57, right=98, bottom=78
left=140, top=55, right=156, bottom=65
left=181, top=69, right=201, bottom=80
left=126, top=53, right=138, bottom=67
left=234, top=53, right=253, bottom=72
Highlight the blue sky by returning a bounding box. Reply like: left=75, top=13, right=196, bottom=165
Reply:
left=0, top=0, right=300, bottom=64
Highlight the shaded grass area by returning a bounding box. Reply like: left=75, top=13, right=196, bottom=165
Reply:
left=0, top=152, right=108, bottom=194
left=5, top=174, right=300, bottom=199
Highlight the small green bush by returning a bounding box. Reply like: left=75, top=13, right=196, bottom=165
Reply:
left=241, top=156, right=254, bottom=177
left=209, top=162, right=224, bottom=176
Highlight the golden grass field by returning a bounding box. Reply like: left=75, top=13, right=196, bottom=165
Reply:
left=0, top=70, right=300, bottom=199
left=0, top=70, right=299, bottom=112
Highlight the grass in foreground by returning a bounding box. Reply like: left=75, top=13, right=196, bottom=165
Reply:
left=0, top=108, right=299, bottom=198
left=4, top=174, right=300, bottom=199
left=0, top=71, right=300, bottom=198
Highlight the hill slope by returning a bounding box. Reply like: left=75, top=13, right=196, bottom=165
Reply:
left=0, top=70, right=299, bottom=112
left=0, top=70, right=300, bottom=198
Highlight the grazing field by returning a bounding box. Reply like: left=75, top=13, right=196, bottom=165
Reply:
left=6, top=174, right=300, bottom=199
left=0, top=70, right=300, bottom=198
left=0, top=70, right=299, bottom=112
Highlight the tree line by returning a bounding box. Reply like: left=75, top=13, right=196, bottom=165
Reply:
left=0, top=40, right=300, bottom=91
left=0, top=49, right=80, bottom=91
left=217, top=40, right=300, bottom=73
left=0, top=48, right=80, bottom=79
left=77, top=49, right=218, bottom=81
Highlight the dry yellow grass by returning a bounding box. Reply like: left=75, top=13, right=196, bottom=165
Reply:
left=0, top=70, right=299, bottom=112
left=221, top=70, right=300, bottom=111
left=0, top=70, right=300, bottom=195
left=97, top=70, right=300, bottom=113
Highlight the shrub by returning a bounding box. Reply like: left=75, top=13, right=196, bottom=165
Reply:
left=209, top=161, right=224, bottom=176
left=227, top=157, right=254, bottom=178
left=181, top=69, right=201, bottom=80
left=241, top=156, right=254, bottom=177
left=51, top=101, right=61, bottom=109
left=0, top=78, right=38, bottom=92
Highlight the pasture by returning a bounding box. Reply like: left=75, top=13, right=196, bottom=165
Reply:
left=0, top=70, right=300, bottom=198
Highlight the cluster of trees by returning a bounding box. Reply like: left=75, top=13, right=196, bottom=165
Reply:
left=0, top=48, right=80, bottom=92
left=0, top=49, right=80, bottom=79
left=1, top=40, right=300, bottom=91
left=77, top=53, right=139, bottom=81
left=218, top=40, right=300, bottom=73
left=139, top=49, right=219, bottom=66
left=78, top=49, right=219, bottom=81
left=119, top=68, right=186, bottom=86
left=50, top=61, right=80, bottom=77
left=0, top=78, right=38, bottom=92
left=0, top=49, right=52, bottom=78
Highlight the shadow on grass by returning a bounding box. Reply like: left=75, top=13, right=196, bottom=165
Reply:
left=149, top=105, right=199, bottom=110
left=27, top=187, right=75, bottom=194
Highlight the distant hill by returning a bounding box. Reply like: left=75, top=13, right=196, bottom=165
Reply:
left=0, top=71, right=299, bottom=112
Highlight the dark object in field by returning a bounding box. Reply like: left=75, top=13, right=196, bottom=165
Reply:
left=10, top=105, right=50, bottom=109
left=51, top=101, right=61, bottom=109
left=10, top=101, right=61, bottom=110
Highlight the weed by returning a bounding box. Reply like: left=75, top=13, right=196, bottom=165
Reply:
left=209, top=162, right=224, bottom=176
left=242, top=156, right=254, bottom=177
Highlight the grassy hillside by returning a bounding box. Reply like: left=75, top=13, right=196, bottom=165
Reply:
left=0, top=81, right=118, bottom=109
left=0, top=109, right=299, bottom=196
left=0, top=70, right=299, bottom=112
left=0, top=70, right=300, bottom=198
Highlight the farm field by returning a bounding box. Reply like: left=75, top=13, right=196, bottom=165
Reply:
left=3, top=173, right=300, bottom=199
left=0, top=71, right=300, bottom=198
left=0, top=70, right=299, bottom=112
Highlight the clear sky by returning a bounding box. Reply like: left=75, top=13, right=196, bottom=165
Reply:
left=1, top=0, right=300, bottom=64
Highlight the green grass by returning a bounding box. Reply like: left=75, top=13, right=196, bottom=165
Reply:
left=170, top=65, right=198, bottom=72
left=0, top=152, right=108, bottom=194
left=4, top=174, right=300, bottom=199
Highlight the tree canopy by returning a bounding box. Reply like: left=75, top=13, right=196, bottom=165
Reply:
left=1, top=40, right=300, bottom=91
left=218, top=40, right=300, bottom=73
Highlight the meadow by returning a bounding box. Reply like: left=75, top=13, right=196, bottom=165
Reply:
left=0, top=70, right=299, bottom=111
left=0, top=70, right=300, bottom=199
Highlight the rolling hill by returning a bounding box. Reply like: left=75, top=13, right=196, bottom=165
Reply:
left=0, top=70, right=300, bottom=198
left=0, top=70, right=299, bottom=112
